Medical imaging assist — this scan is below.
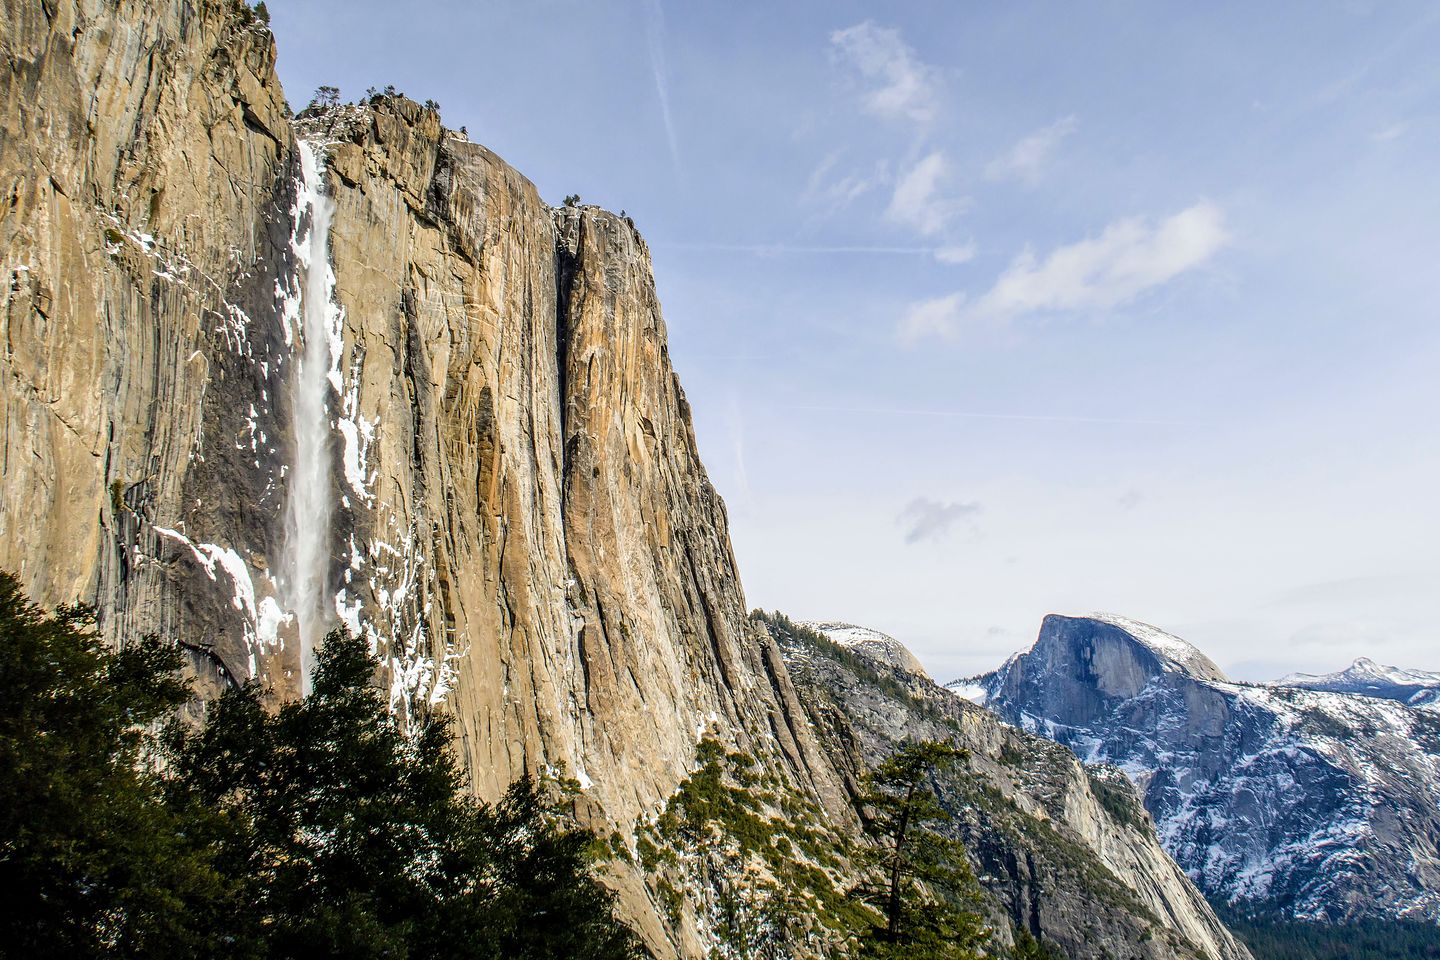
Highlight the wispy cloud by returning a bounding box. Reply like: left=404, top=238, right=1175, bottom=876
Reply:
left=803, top=151, right=887, bottom=213
left=886, top=151, right=966, bottom=236
left=902, top=201, right=1229, bottom=341
left=985, top=115, right=1078, bottom=184
left=1372, top=122, right=1407, bottom=142
left=899, top=497, right=981, bottom=544
left=827, top=23, right=973, bottom=245
left=643, top=0, right=682, bottom=181
left=934, top=241, right=977, bottom=265
left=899, top=292, right=967, bottom=343
left=830, top=21, right=940, bottom=126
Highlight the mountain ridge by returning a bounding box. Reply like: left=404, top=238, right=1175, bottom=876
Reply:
left=761, top=612, right=1252, bottom=960
left=1277, top=657, right=1440, bottom=708
left=960, top=613, right=1440, bottom=925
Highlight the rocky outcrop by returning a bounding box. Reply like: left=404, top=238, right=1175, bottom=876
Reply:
left=967, top=614, right=1440, bottom=924
left=769, top=615, right=1252, bottom=960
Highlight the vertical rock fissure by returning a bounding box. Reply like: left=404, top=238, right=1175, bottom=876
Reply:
left=553, top=213, right=583, bottom=482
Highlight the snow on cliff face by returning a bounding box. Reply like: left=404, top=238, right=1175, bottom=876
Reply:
left=1086, top=613, right=1228, bottom=682
left=799, top=621, right=930, bottom=678
left=963, top=614, right=1440, bottom=923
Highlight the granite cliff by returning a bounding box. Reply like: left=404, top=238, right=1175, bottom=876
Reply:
left=1, top=1, right=1252, bottom=955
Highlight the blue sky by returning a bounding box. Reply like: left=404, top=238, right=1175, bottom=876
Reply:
left=270, top=1, right=1440, bottom=681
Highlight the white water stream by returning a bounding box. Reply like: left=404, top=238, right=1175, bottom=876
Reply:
left=285, top=141, right=341, bottom=694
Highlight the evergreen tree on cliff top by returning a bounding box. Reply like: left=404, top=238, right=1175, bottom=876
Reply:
left=0, top=571, right=644, bottom=959
left=853, top=739, right=990, bottom=959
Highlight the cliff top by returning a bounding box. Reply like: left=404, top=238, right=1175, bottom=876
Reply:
left=1050, top=612, right=1229, bottom=683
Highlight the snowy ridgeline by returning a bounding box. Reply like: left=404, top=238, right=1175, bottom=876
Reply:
left=1277, top=657, right=1440, bottom=708
left=798, top=620, right=931, bottom=678
left=949, top=613, right=1440, bottom=923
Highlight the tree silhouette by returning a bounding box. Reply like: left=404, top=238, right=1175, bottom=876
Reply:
left=0, top=572, right=229, bottom=958
left=171, top=628, right=645, bottom=959
left=0, top=574, right=643, bottom=959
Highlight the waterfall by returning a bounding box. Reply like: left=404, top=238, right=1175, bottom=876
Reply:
left=285, top=140, right=340, bottom=695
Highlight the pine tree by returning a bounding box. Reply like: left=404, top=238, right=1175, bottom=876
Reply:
left=0, top=572, right=233, bottom=959
left=170, top=628, right=645, bottom=959
left=854, top=739, right=990, bottom=959
left=0, top=575, right=644, bottom=958
left=1010, top=928, right=1065, bottom=959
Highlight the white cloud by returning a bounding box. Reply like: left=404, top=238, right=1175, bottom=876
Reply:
left=901, top=202, right=1229, bottom=341
left=898, top=292, right=967, bottom=344
left=986, top=115, right=1078, bottom=183
left=979, top=202, right=1228, bottom=315
left=886, top=151, right=964, bottom=236
left=830, top=21, right=940, bottom=126
left=1372, top=122, right=1407, bottom=142
left=934, top=241, right=977, bottom=265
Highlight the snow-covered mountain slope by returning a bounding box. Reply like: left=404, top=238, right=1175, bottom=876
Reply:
left=1277, top=657, right=1440, bottom=709
left=799, top=620, right=931, bottom=678
left=957, top=614, right=1440, bottom=923
left=765, top=614, right=1253, bottom=960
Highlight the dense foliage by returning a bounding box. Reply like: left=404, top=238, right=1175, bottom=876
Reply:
left=0, top=572, right=642, bottom=959
left=0, top=573, right=219, bottom=957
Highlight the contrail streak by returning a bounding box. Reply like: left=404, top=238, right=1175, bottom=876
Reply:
left=788, top=404, right=1197, bottom=427
left=664, top=242, right=944, bottom=255
left=644, top=0, right=682, bottom=183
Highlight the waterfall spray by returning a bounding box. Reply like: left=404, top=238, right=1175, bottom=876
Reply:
left=286, top=141, right=340, bottom=694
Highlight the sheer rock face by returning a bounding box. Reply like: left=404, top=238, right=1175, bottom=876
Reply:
left=0, top=0, right=297, bottom=693
left=304, top=102, right=838, bottom=829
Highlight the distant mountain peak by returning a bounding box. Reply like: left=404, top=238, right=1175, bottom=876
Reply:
left=1051, top=612, right=1230, bottom=683
left=975, top=613, right=1440, bottom=924
left=1278, top=656, right=1440, bottom=705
